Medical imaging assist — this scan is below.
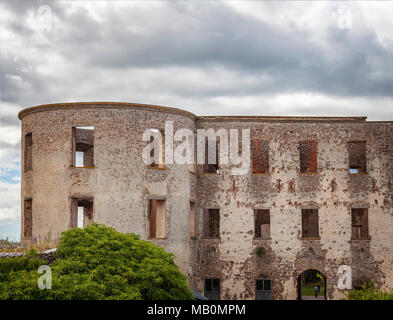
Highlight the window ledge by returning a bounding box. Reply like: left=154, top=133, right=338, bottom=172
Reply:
left=253, top=237, right=271, bottom=240
left=72, top=165, right=95, bottom=169
left=301, top=236, right=320, bottom=240
left=148, top=237, right=167, bottom=240
left=349, top=172, right=368, bottom=175
left=147, top=165, right=166, bottom=170
left=350, top=236, right=371, bottom=241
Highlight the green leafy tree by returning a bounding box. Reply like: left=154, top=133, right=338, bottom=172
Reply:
left=0, top=224, right=194, bottom=300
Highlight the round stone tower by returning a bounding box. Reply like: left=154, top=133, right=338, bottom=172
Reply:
left=18, top=102, right=197, bottom=276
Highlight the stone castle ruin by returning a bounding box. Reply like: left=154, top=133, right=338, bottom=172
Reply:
left=18, top=102, right=393, bottom=299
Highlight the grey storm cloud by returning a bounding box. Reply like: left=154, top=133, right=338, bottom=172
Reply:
left=0, top=0, right=393, bottom=113
left=49, top=2, right=393, bottom=98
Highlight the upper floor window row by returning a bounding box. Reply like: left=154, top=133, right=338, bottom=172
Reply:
left=23, top=129, right=366, bottom=174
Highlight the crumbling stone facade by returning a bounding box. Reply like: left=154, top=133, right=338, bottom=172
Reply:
left=19, top=102, right=393, bottom=300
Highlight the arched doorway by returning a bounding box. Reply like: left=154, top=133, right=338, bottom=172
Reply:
left=297, top=269, right=327, bottom=300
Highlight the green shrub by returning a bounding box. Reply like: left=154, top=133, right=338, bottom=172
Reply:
left=0, top=250, right=45, bottom=283
left=0, top=224, right=194, bottom=300
left=347, top=281, right=393, bottom=300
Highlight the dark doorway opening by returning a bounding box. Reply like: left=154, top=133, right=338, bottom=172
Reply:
left=297, top=269, right=327, bottom=300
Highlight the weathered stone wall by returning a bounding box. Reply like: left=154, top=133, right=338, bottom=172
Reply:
left=19, top=103, right=196, bottom=277
left=194, top=118, right=393, bottom=300
left=0, top=248, right=57, bottom=264
left=19, top=103, right=393, bottom=300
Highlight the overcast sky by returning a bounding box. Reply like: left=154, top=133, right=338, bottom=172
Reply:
left=1, top=1, right=393, bottom=240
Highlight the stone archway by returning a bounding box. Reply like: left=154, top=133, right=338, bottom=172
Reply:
left=297, top=269, right=327, bottom=300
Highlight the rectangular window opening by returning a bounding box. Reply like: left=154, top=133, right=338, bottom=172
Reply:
left=71, top=198, right=93, bottom=229
left=351, top=208, right=369, bottom=239
left=24, top=133, right=33, bottom=172
left=202, top=139, right=219, bottom=174
left=24, top=199, right=32, bottom=238
left=203, top=209, right=220, bottom=238
left=252, top=140, right=269, bottom=173
left=301, top=209, right=319, bottom=238
left=72, top=126, right=94, bottom=167
left=254, top=209, right=270, bottom=238
left=190, top=202, right=196, bottom=237
left=204, top=279, right=220, bottom=300
left=300, top=141, right=317, bottom=173
left=255, top=279, right=272, bottom=300
left=149, top=129, right=165, bottom=169
left=149, top=199, right=166, bottom=239
left=348, top=141, right=366, bottom=173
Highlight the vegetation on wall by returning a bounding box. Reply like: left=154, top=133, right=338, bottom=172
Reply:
left=256, top=247, right=265, bottom=256
left=0, top=224, right=194, bottom=300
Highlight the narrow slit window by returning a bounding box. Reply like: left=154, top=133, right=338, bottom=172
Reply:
left=351, top=208, right=369, bottom=239
left=301, top=209, right=319, bottom=238
left=254, top=209, right=270, bottom=238
left=348, top=141, right=366, bottom=173
left=204, top=279, right=220, bottom=300
left=190, top=202, right=196, bottom=237
left=72, top=126, right=94, bottom=167
left=71, top=198, right=93, bottom=229
left=251, top=140, right=269, bottom=173
left=299, top=141, right=317, bottom=173
left=24, top=133, right=33, bottom=172
left=202, top=139, right=219, bottom=174
left=149, top=199, right=166, bottom=239
left=24, top=199, right=32, bottom=238
left=203, top=209, right=220, bottom=237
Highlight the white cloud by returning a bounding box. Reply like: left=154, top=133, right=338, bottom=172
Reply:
left=0, top=181, right=20, bottom=225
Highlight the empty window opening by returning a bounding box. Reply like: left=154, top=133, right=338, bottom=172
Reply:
left=71, top=198, right=93, bottom=229
left=254, top=209, right=270, bottom=238
left=203, top=209, right=220, bottom=238
left=24, top=133, right=33, bottom=172
left=255, top=278, right=272, bottom=300
left=24, top=199, right=32, bottom=238
left=251, top=140, right=269, bottom=173
left=149, top=129, right=165, bottom=169
left=348, top=141, right=366, bottom=173
left=301, top=209, right=319, bottom=238
left=351, top=208, right=369, bottom=239
left=72, top=127, right=94, bottom=167
left=190, top=202, right=196, bottom=237
left=149, top=199, right=166, bottom=239
left=300, top=141, right=317, bottom=173
left=202, top=139, right=219, bottom=174
left=75, top=152, right=84, bottom=167
left=204, top=279, right=220, bottom=300
left=77, top=207, right=84, bottom=229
